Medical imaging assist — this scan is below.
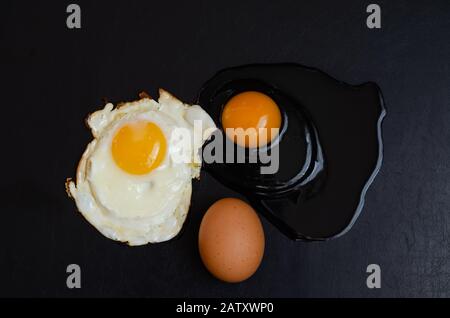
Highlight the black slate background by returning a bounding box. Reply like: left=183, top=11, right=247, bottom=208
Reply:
left=0, top=0, right=449, bottom=297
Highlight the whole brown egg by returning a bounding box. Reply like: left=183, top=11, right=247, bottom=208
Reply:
left=198, top=198, right=265, bottom=283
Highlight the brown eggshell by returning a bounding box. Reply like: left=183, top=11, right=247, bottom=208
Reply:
left=198, top=198, right=265, bottom=283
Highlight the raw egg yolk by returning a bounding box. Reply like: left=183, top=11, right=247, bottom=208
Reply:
left=221, top=91, right=282, bottom=148
left=111, top=121, right=167, bottom=175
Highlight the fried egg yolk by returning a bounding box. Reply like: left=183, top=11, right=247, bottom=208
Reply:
left=111, top=121, right=167, bottom=175
left=221, top=91, right=282, bottom=148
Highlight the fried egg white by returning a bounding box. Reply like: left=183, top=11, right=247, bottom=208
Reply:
left=66, top=89, right=216, bottom=245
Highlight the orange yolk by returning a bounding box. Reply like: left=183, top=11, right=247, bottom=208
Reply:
left=111, top=121, right=167, bottom=175
left=221, top=91, right=282, bottom=148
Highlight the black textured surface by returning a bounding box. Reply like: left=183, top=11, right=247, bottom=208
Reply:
left=0, top=0, right=449, bottom=297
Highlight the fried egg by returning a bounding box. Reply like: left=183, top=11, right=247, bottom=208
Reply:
left=66, top=89, right=216, bottom=245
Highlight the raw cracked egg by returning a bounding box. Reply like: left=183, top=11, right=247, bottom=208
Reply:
left=198, top=64, right=385, bottom=241
left=66, top=89, right=216, bottom=246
